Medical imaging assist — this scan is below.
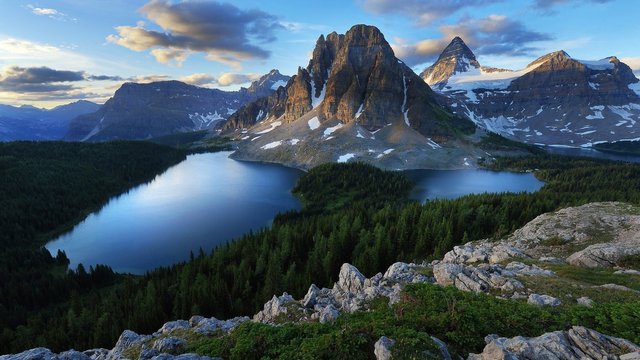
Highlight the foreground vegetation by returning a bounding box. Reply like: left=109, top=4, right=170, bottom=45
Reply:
left=188, top=284, right=639, bottom=358
left=2, top=147, right=640, bottom=354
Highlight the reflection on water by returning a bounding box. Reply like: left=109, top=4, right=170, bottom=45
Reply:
left=46, top=152, right=303, bottom=274
left=406, top=169, right=544, bottom=201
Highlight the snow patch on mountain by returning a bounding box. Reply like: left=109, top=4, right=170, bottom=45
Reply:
left=337, top=153, right=355, bottom=163
left=271, top=80, right=287, bottom=90
left=308, top=117, right=320, bottom=130
left=324, top=123, right=343, bottom=137
left=256, top=121, right=282, bottom=134
left=261, top=141, right=282, bottom=150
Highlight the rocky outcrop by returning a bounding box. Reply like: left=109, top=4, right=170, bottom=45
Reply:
left=253, top=262, right=433, bottom=325
left=468, top=326, right=640, bottom=360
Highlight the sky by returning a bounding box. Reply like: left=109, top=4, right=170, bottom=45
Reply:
left=0, top=0, right=639, bottom=108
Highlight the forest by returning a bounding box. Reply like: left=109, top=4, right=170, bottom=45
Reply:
left=2, top=145, right=640, bottom=354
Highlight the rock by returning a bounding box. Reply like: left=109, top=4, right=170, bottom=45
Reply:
left=382, top=262, right=431, bottom=284
left=302, top=284, right=321, bottom=308
left=188, top=316, right=204, bottom=327
left=442, top=244, right=525, bottom=265
left=108, top=330, right=151, bottom=359
left=430, top=336, right=452, bottom=360
left=337, top=263, right=366, bottom=294
left=318, top=304, right=340, bottom=323
left=150, top=354, right=221, bottom=360
left=157, top=320, right=190, bottom=335
left=0, top=348, right=58, bottom=360
left=374, top=336, right=395, bottom=360
left=58, top=350, right=91, bottom=360
left=152, top=337, right=186, bottom=355
left=83, top=349, right=109, bottom=360
left=615, top=269, right=640, bottom=275
left=539, top=256, right=565, bottom=264
left=577, top=296, right=594, bottom=307
left=595, top=284, right=640, bottom=293
left=527, top=294, right=562, bottom=307
left=504, top=262, right=554, bottom=276
left=469, top=326, right=640, bottom=360
left=139, top=347, right=161, bottom=360
left=621, top=352, right=640, bottom=360
left=568, top=243, right=640, bottom=268
left=194, top=316, right=249, bottom=335
left=253, top=292, right=298, bottom=323
left=433, top=262, right=466, bottom=286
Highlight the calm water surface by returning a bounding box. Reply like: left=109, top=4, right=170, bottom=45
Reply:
left=46, top=152, right=303, bottom=274
left=406, top=169, right=544, bottom=201
left=47, top=152, right=549, bottom=274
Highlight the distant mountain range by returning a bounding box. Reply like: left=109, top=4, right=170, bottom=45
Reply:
left=64, top=70, right=289, bottom=141
left=221, top=24, right=501, bottom=170
left=421, top=37, right=640, bottom=147
left=0, top=101, right=100, bottom=141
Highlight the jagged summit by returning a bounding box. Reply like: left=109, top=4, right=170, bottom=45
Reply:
left=221, top=24, right=480, bottom=170
left=421, top=36, right=480, bottom=87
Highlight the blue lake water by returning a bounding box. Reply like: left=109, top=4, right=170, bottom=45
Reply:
left=47, top=152, right=544, bottom=274
left=406, top=169, right=544, bottom=201
left=46, top=152, right=303, bottom=274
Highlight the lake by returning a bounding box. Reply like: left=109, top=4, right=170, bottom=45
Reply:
left=46, top=152, right=303, bottom=274
left=47, top=152, right=544, bottom=274
left=406, top=169, right=544, bottom=201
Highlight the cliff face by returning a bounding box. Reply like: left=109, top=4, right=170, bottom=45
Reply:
left=223, top=24, right=471, bottom=139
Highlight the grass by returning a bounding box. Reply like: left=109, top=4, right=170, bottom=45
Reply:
left=516, top=262, right=640, bottom=304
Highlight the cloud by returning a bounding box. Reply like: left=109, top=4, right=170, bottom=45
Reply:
left=107, top=0, right=282, bottom=68
left=217, top=73, right=261, bottom=86
left=392, top=15, right=552, bottom=66
left=180, top=73, right=217, bottom=87
left=87, top=74, right=125, bottom=81
left=0, top=66, right=85, bottom=93
left=358, top=0, right=504, bottom=25
left=129, top=74, right=171, bottom=83
left=27, top=4, right=75, bottom=21
left=533, top=0, right=614, bottom=9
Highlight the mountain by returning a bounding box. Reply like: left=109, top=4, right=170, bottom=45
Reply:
left=422, top=37, right=640, bottom=147
left=420, top=36, right=481, bottom=88
left=221, top=25, right=501, bottom=170
left=65, top=70, right=289, bottom=141
left=0, top=100, right=100, bottom=141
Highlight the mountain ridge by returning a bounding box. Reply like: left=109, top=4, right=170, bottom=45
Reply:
left=421, top=37, right=640, bottom=147
left=65, top=70, right=289, bottom=142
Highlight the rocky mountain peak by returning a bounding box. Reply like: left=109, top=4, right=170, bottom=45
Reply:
left=421, top=36, right=480, bottom=87
left=246, top=69, right=290, bottom=97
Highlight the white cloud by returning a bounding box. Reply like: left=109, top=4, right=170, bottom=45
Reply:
left=27, top=4, right=75, bottom=21
left=180, top=73, right=216, bottom=87
left=217, top=73, right=261, bottom=86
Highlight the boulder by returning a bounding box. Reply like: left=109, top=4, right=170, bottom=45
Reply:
left=374, top=336, right=395, bottom=360
left=577, top=297, right=594, bottom=307
left=568, top=243, right=640, bottom=268
left=157, top=320, right=190, bottom=335
left=527, top=294, right=562, bottom=307
left=337, top=263, right=366, bottom=294
left=468, top=326, right=640, bottom=360
left=152, top=337, right=186, bottom=355
left=108, top=330, right=151, bottom=359
left=253, top=293, right=298, bottom=323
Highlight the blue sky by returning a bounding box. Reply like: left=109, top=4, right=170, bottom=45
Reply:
left=0, top=0, right=638, bottom=108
